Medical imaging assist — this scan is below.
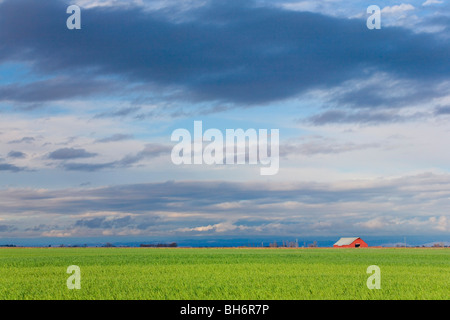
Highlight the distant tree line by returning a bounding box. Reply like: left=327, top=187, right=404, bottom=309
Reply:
left=140, top=242, right=178, bottom=247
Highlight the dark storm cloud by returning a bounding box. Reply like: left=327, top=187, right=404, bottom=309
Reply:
left=48, top=148, right=97, bottom=160
left=0, top=0, right=448, bottom=105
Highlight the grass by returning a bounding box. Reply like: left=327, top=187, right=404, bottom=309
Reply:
left=0, top=248, right=448, bottom=300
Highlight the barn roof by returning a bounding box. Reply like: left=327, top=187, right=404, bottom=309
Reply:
left=334, top=237, right=360, bottom=246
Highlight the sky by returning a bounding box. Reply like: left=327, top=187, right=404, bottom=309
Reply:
left=0, top=0, right=449, bottom=245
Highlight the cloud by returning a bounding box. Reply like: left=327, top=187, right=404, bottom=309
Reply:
left=62, top=162, right=115, bottom=171
left=0, top=0, right=448, bottom=105
left=281, top=136, right=380, bottom=156
left=0, top=163, right=25, bottom=172
left=95, top=134, right=134, bottom=143
left=8, top=137, right=35, bottom=144
left=357, top=217, right=388, bottom=229
left=305, top=109, right=426, bottom=125
left=323, top=75, right=450, bottom=110
left=74, top=0, right=144, bottom=9
left=0, top=0, right=449, bottom=242
left=74, top=215, right=158, bottom=229
left=117, top=143, right=172, bottom=166
left=357, top=215, right=448, bottom=233
left=59, top=143, right=171, bottom=171
left=48, top=148, right=97, bottom=160
left=0, top=78, right=118, bottom=103
left=94, top=107, right=141, bottom=119
left=420, top=14, right=450, bottom=35
left=381, top=4, right=415, bottom=14
left=429, top=216, right=447, bottom=232
left=0, top=224, right=17, bottom=232
left=0, top=173, right=449, bottom=237
left=25, top=224, right=59, bottom=232
left=40, top=230, right=73, bottom=237
left=7, top=151, right=26, bottom=158
left=422, top=0, right=443, bottom=6
left=296, top=74, right=450, bottom=124
left=177, top=221, right=250, bottom=233
left=434, top=106, right=450, bottom=115
left=75, top=217, right=112, bottom=228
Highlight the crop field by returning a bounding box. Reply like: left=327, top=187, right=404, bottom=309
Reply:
left=0, top=248, right=448, bottom=300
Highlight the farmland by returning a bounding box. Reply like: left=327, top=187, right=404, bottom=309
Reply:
left=0, top=248, right=448, bottom=300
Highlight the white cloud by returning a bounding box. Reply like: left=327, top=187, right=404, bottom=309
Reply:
left=73, top=0, right=207, bottom=13
left=178, top=221, right=250, bottom=233
left=358, top=217, right=387, bottom=230
left=74, top=0, right=144, bottom=9
left=429, top=216, right=448, bottom=232
left=280, top=1, right=318, bottom=12
left=41, top=230, right=74, bottom=237
left=422, top=0, right=444, bottom=6
left=381, top=4, right=415, bottom=14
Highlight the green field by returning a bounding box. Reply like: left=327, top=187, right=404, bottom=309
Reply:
left=0, top=248, right=448, bottom=300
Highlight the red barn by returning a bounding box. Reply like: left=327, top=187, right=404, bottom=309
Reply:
left=333, top=237, right=368, bottom=248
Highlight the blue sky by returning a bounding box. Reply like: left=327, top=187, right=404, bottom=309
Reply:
left=0, top=0, right=449, bottom=244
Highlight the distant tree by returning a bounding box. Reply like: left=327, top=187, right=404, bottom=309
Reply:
left=308, top=241, right=318, bottom=248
